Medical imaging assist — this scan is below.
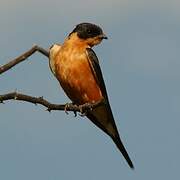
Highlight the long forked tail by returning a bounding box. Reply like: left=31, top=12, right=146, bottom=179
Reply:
left=86, top=105, right=134, bottom=168
left=112, top=136, right=134, bottom=169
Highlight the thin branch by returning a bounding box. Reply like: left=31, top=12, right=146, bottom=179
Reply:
left=0, top=92, right=104, bottom=113
left=0, top=45, right=49, bottom=74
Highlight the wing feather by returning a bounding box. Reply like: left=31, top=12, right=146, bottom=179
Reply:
left=86, top=48, right=109, bottom=99
left=86, top=47, right=117, bottom=135
left=86, top=48, right=134, bottom=169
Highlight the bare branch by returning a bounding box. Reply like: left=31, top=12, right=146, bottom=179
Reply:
left=0, top=92, right=104, bottom=113
left=0, top=45, right=49, bottom=74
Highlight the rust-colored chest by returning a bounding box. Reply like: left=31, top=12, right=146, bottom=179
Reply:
left=54, top=45, right=102, bottom=104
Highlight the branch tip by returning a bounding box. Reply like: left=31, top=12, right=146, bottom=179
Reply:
left=0, top=45, right=49, bottom=75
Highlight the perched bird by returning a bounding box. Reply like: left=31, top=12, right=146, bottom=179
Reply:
left=49, top=23, right=134, bottom=169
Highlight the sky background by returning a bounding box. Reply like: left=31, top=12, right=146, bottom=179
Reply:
left=0, top=0, right=180, bottom=179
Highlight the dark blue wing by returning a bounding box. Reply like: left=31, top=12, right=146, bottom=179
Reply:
left=86, top=48, right=134, bottom=169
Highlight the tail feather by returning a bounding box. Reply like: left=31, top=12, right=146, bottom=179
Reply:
left=112, top=136, right=134, bottom=169
left=86, top=105, right=134, bottom=169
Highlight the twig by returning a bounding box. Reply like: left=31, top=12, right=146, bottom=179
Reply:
left=0, top=45, right=49, bottom=74
left=0, top=92, right=104, bottom=113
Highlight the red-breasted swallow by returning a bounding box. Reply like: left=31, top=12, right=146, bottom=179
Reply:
left=49, top=23, right=134, bottom=169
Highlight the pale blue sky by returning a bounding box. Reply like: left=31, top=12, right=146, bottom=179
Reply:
left=0, top=0, right=180, bottom=179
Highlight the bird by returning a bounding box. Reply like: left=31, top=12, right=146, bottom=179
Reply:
left=49, top=22, right=134, bottom=169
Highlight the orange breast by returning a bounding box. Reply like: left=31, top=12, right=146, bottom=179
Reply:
left=54, top=46, right=103, bottom=105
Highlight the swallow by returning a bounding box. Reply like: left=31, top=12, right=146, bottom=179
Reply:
left=49, top=23, right=134, bottom=169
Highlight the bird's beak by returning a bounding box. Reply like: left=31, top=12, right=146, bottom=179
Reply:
left=100, top=34, right=108, bottom=39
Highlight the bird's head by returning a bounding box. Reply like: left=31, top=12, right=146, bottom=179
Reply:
left=69, top=23, right=107, bottom=47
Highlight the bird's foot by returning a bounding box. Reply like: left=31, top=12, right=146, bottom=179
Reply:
left=64, top=102, right=78, bottom=117
left=79, top=102, right=93, bottom=116
left=64, top=102, right=73, bottom=115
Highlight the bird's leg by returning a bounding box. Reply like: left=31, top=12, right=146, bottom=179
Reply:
left=64, top=102, right=78, bottom=117
left=78, top=99, right=105, bottom=116
left=64, top=100, right=105, bottom=117
left=64, top=102, right=72, bottom=114
left=78, top=102, right=93, bottom=116
left=79, top=105, right=87, bottom=117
